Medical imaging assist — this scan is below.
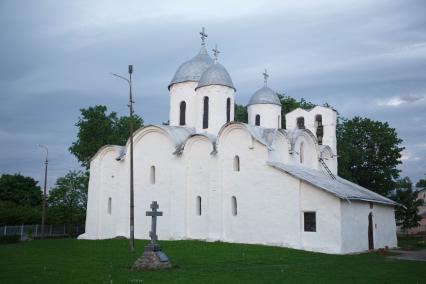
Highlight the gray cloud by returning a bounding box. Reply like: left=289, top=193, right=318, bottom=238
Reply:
left=0, top=0, right=425, bottom=188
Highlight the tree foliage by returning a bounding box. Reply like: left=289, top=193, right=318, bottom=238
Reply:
left=47, top=170, right=89, bottom=224
left=393, top=177, right=424, bottom=229
left=416, top=177, right=426, bottom=189
left=69, top=105, right=143, bottom=168
left=0, top=174, right=42, bottom=207
left=337, top=117, right=404, bottom=196
left=234, top=104, right=248, bottom=123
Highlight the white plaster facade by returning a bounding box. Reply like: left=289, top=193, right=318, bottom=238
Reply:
left=79, top=39, right=398, bottom=254
left=248, top=104, right=281, bottom=129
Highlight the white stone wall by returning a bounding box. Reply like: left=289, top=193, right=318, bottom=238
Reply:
left=341, top=200, right=397, bottom=253
left=248, top=104, right=281, bottom=129
left=169, top=82, right=198, bottom=128
left=194, top=85, right=235, bottom=135
left=300, top=181, right=342, bottom=253
left=286, top=106, right=337, bottom=155
left=80, top=123, right=396, bottom=255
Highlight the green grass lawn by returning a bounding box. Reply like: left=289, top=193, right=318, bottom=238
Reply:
left=0, top=238, right=425, bottom=284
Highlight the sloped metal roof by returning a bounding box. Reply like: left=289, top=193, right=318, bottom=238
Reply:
left=268, top=162, right=397, bottom=206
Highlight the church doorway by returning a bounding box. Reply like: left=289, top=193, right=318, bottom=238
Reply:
left=368, top=212, right=374, bottom=250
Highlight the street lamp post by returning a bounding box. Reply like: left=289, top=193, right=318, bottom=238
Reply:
left=112, top=65, right=135, bottom=253
left=38, top=144, right=48, bottom=239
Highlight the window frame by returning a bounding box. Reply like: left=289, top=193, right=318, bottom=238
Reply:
left=303, top=211, right=316, bottom=232
left=179, top=101, right=186, bottom=126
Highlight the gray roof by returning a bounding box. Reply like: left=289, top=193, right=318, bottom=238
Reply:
left=247, top=86, right=281, bottom=106
left=244, top=124, right=278, bottom=150
left=196, top=62, right=235, bottom=91
left=268, top=162, right=397, bottom=206
left=168, top=46, right=213, bottom=90
left=155, top=125, right=196, bottom=153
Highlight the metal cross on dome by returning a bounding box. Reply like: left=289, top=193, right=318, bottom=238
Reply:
left=263, top=69, right=269, bottom=86
left=200, top=27, right=208, bottom=46
left=212, top=44, right=220, bottom=63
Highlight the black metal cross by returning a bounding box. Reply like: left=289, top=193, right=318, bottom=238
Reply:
left=200, top=27, right=208, bottom=46
left=212, top=44, right=220, bottom=63
left=146, top=201, right=163, bottom=244
left=263, top=69, right=269, bottom=85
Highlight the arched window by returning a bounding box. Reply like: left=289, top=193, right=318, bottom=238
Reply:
left=297, top=117, right=305, bottom=129
left=107, top=197, right=112, bottom=215
left=226, top=98, right=231, bottom=123
left=278, top=115, right=281, bottom=128
left=299, top=142, right=304, bottom=164
left=231, top=196, right=237, bottom=216
left=203, top=97, right=209, bottom=129
left=315, top=115, right=323, bottom=145
left=196, top=196, right=202, bottom=216
left=150, top=166, right=156, bottom=184
left=179, top=101, right=186, bottom=126
left=255, top=114, right=260, bottom=126
left=234, top=155, right=240, bottom=171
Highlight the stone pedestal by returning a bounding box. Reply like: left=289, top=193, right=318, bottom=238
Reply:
left=132, top=245, right=171, bottom=271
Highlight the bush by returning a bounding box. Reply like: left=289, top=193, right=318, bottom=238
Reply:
left=0, top=235, right=20, bottom=244
left=0, top=202, right=41, bottom=225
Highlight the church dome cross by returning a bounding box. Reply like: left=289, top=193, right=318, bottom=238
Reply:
left=212, top=44, right=220, bottom=63
left=263, top=69, right=269, bottom=86
left=200, top=27, right=208, bottom=46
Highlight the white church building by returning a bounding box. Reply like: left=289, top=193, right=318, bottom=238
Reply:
left=79, top=30, right=398, bottom=254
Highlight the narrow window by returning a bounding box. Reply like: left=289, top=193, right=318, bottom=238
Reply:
left=203, top=97, right=209, bottom=129
left=299, top=142, right=304, bottom=164
left=304, top=212, right=316, bottom=232
left=179, top=101, right=186, bottom=126
left=297, top=117, right=305, bottom=129
left=315, top=115, right=323, bottom=145
left=107, top=197, right=112, bottom=215
left=226, top=98, right=231, bottom=123
left=278, top=115, right=281, bottom=128
left=150, top=166, right=156, bottom=184
left=234, top=155, right=240, bottom=172
left=231, top=196, right=237, bottom=216
left=196, top=196, right=202, bottom=216
left=255, top=114, right=260, bottom=126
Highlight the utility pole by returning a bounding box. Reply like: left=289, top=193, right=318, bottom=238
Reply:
left=38, top=144, right=48, bottom=239
left=112, top=65, right=135, bottom=253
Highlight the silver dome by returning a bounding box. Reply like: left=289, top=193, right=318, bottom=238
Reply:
left=168, top=46, right=214, bottom=90
left=195, top=63, right=235, bottom=91
left=247, top=86, right=281, bottom=106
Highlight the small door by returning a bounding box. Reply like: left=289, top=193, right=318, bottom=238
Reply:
left=368, top=213, right=374, bottom=250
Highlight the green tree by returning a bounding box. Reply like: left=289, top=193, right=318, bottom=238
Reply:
left=234, top=104, right=248, bottom=123
left=337, top=117, right=404, bottom=196
left=69, top=105, right=143, bottom=168
left=393, top=177, right=424, bottom=229
left=0, top=174, right=42, bottom=207
left=47, top=170, right=89, bottom=224
left=416, top=177, right=426, bottom=189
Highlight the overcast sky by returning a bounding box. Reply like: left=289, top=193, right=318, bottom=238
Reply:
left=0, top=0, right=425, bottom=189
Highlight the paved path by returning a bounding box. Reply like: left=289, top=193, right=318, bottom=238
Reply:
left=388, top=249, right=426, bottom=262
